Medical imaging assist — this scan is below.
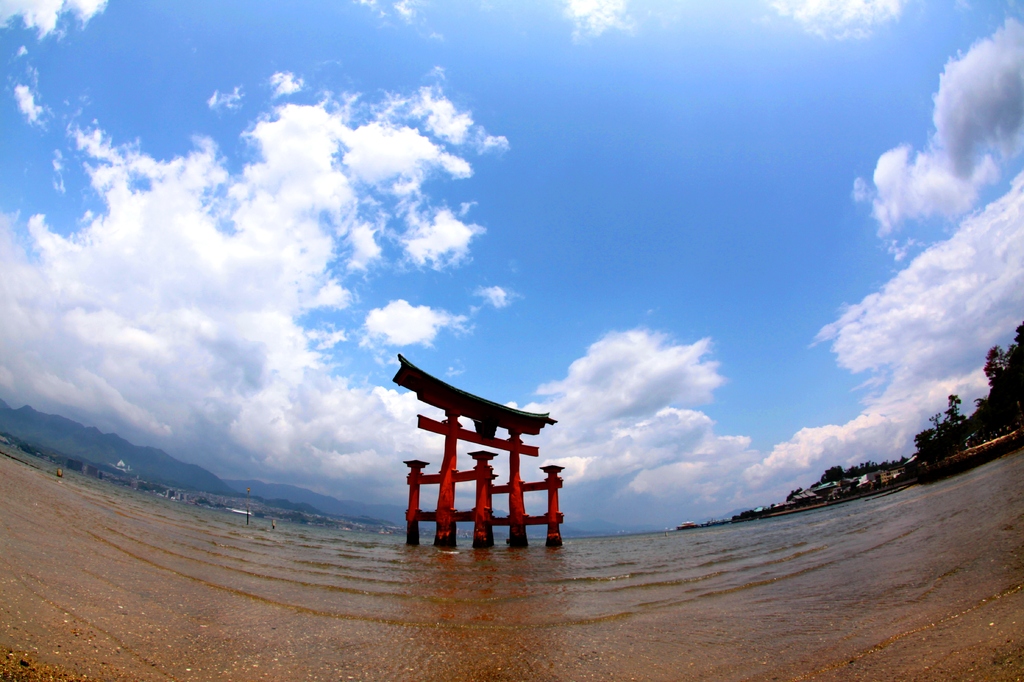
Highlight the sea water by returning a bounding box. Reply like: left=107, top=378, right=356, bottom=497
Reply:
left=2, top=447, right=1022, bottom=679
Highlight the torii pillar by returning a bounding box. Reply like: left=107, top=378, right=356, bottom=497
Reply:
left=433, top=411, right=461, bottom=547
left=507, top=432, right=528, bottom=547
left=541, top=464, right=564, bottom=547
left=404, top=459, right=429, bottom=545
left=470, top=451, right=496, bottom=548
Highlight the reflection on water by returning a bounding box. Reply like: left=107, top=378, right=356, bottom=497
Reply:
left=2, top=449, right=1023, bottom=680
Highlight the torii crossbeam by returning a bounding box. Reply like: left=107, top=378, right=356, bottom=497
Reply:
left=393, top=355, right=564, bottom=548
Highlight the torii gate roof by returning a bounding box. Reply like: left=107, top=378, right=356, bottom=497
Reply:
left=392, top=354, right=556, bottom=436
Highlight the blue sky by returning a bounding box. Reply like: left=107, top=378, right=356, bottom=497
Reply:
left=2, top=0, right=1024, bottom=526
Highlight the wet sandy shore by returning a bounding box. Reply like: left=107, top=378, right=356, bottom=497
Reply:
left=2, top=445, right=1023, bottom=681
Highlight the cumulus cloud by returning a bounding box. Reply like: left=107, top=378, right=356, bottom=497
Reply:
left=362, top=299, right=466, bottom=347
left=750, top=168, right=1024, bottom=491
left=0, top=0, right=107, bottom=37
left=269, top=71, right=304, bottom=98
left=0, top=80, right=501, bottom=503
left=346, top=221, right=382, bottom=271
left=340, top=120, right=470, bottom=191
left=564, top=0, right=631, bottom=39
left=412, top=87, right=473, bottom=145
left=770, top=0, right=905, bottom=39
left=474, top=285, right=512, bottom=309
left=207, top=86, right=244, bottom=112
left=397, top=85, right=509, bottom=154
left=401, top=206, right=483, bottom=269
left=516, top=330, right=759, bottom=522
left=13, top=83, right=45, bottom=125
left=535, top=330, right=724, bottom=420
left=858, top=20, right=1024, bottom=234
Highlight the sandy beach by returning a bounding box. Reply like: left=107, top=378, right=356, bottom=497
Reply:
left=2, top=444, right=1023, bottom=681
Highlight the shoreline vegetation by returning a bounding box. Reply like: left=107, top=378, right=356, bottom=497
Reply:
left=691, top=318, right=1024, bottom=529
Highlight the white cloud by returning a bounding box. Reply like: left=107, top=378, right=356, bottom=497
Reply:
left=750, top=167, right=1024, bottom=489
left=401, top=207, right=483, bottom=269
left=478, top=133, right=510, bottom=153
left=409, top=85, right=509, bottom=153
left=207, top=86, right=243, bottom=112
left=535, top=330, right=724, bottom=423
left=412, top=87, right=473, bottom=145
left=393, top=0, right=418, bottom=23
left=474, top=285, right=512, bottom=309
left=13, top=83, right=45, bottom=125
left=770, top=0, right=905, bottom=39
left=0, top=80, right=499, bottom=504
left=362, top=299, right=465, bottom=347
left=522, top=330, right=757, bottom=523
left=859, top=20, right=1024, bottom=234
left=52, top=149, right=64, bottom=193
left=306, top=326, right=347, bottom=350
left=0, top=0, right=107, bottom=37
left=564, top=0, right=631, bottom=39
left=340, top=121, right=471, bottom=191
left=346, top=221, right=382, bottom=271
left=269, top=72, right=304, bottom=99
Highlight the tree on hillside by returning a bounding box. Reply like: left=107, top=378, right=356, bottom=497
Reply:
left=914, top=394, right=970, bottom=464
left=974, top=322, right=1024, bottom=439
left=819, top=465, right=844, bottom=484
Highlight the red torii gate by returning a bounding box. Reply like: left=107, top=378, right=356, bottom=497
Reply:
left=393, top=355, right=564, bottom=548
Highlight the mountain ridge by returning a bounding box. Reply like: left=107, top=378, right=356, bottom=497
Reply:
left=224, top=479, right=407, bottom=526
left=0, top=402, right=233, bottom=494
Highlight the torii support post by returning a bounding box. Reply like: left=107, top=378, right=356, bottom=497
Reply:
left=404, top=460, right=429, bottom=545
left=470, top=451, right=496, bottom=548
left=434, top=411, right=461, bottom=547
left=541, top=465, right=564, bottom=547
left=507, top=432, right=528, bottom=547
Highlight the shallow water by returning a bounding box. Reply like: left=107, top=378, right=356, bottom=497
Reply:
left=101, top=461, right=1017, bottom=629
left=2, top=448, right=1023, bottom=680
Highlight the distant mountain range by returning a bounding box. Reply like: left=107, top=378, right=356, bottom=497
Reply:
left=224, top=479, right=407, bottom=526
left=0, top=399, right=405, bottom=524
left=0, top=398, right=234, bottom=494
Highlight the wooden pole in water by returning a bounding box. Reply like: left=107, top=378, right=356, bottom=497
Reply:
left=246, top=487, right=250, bottom=526
left=508, top=432, right=528, bottom=547
left=541, top=465, right=564, bottom=547
left=404, top=460, right=429, bottom=545
left=434, top=412, right=460, bottom=547
left=470, top=451, right=496, bottom=548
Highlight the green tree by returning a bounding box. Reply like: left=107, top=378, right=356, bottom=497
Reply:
left=976, top=322, right=1024, bottom=438
left=914, top=394, right=970, bottom=464
left=819, top=465, right=844, bottom=484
